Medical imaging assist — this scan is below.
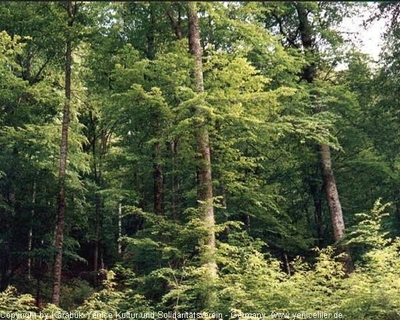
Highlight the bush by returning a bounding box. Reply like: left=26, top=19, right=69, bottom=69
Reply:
left=0, top=286, right=37, bottom=313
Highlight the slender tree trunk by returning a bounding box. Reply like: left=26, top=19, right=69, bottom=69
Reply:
left=90, top=115, right=109, bottom=281
left=92, top=126, right=101, bottom=278
left=188, top=0, right=217, bottom=283
left=28, top=180, right=36, bottom=279
left=118, top=202, right=122, bottom=254
left=282, top=251, right=291, bottom=276
left=153, top=142, right=164, bottom=215
left=320, top=145, right=344, bottom=241
left=171, top=138, right=180, bottom=221
left=52, top=0, right=73, bottom=306
left=146, top=5, right=156, bottom=60
left=296, top=3, right=316, bottom=83
left=0, top=188, right=14, bottom=291
left=145, top=7, right=164, bottom=216
left=166, top=3, right=183, bottom=40
left=94, top=195, right=100, bottom=275
left=314, top=196, right=323, bottom=247
left=320, top=145, right=354, bottom=273
left=35, top=277, right=42, bottom=308
left=309, top=171, right=324, bottom=247
left=165, top=4, right=184, bottom=220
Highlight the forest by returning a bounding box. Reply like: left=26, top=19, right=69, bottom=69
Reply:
left=1, top=1, right=400, bottom=319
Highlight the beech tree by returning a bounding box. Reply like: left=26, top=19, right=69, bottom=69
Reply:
left=188, top=1, right=217, bottom=308
left=51, top=0, right=74, bottom=306
left=261, top=1, right=355, bottom=272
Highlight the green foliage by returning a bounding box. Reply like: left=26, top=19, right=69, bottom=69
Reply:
left=215, top=232, right=287, bottom=314
left=347, top=199, right=392, bottom=250
left=0, top=287, right=37, bottom=312
left=3, top=201, right=400, bottom=319
left=2, top=2, right=400, bottom=319
left=76, top=271, right=152, bottom=315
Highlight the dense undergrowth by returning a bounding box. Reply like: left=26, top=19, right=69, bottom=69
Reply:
left=2, top=200, right=400, bottom=319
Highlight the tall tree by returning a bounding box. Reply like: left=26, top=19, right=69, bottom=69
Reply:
left=52, top=0, right=74, bottom=306
left=188, top=0, right=217, bottom=304
left=300, top=2, right=353, bottom=273
left=263, top=1, right=354, bottom=273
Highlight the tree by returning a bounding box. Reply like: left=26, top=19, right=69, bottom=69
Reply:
left=51, top=0, right=74, bottom=306
left=262, top=1, right=355, bottom=273
left=188, top=1, right=217, bottom=306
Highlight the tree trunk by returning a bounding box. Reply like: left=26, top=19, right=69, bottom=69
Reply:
left=28, top=180, right=36, bottom=279
left=52, top=0, right=73, bottom=306
left=165, top=3, right=184, bottom=220
left=93, top=194, right=101, bottom=280
left=171, top=138, right=180, bottom=221
left=188, top=0, right=217, bottom=283
left=320, top=145, right=344, bottom=241
left=296, top=3, right=316, bottom=84
left=282, top=251, right=291, bottom=276
left=145, top=7, right=164, bottom=216
left=309, top=171, right=324, bottom=248
left=118, top=202, right=122, bottom=254
left=0, top=188, right=15, bottom=291
left=314, top=195, right=323, bottom=247
left=153, top=142, right=164, bottom=215
left=166, top=3, right=183, bottom=40
left=320, top=145, right=354, bottom=274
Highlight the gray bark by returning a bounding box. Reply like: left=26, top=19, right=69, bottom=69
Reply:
left=320, top=144, right=345, bottom=241
left=320, top=144, right=354, bottom=274
left=188, top=2, right=217, bottom=280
